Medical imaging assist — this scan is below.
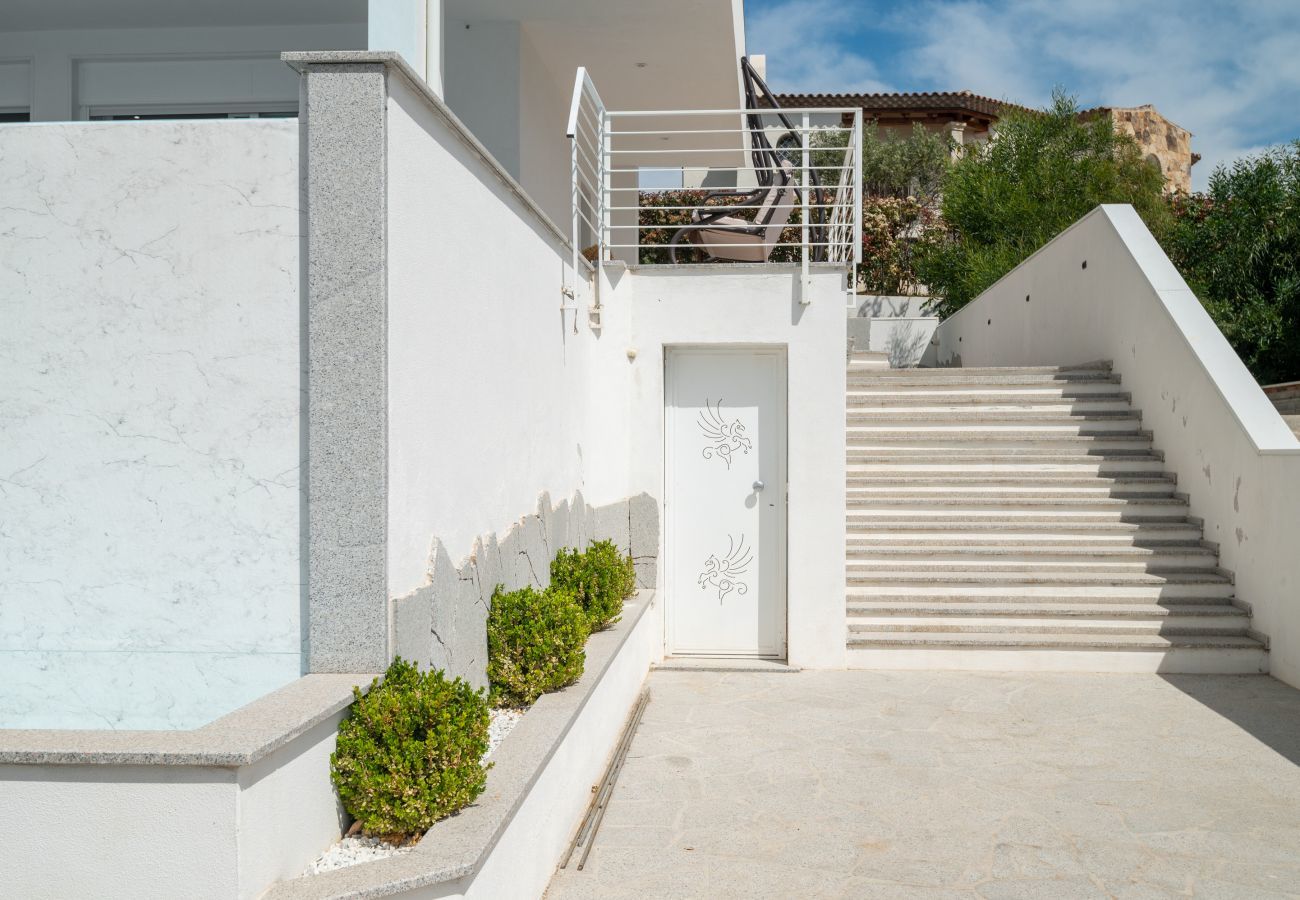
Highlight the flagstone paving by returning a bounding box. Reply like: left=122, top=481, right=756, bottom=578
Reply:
left=545, top=669, right=1300, bottom=899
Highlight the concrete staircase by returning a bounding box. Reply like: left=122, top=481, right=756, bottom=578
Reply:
left=844, top=355, right=1269, bottom=673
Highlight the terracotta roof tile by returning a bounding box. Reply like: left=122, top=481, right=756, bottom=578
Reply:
left=775, top=90, right=1031, bottom=118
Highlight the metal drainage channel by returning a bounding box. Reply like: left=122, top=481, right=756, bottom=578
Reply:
left=559, top=689, right=651, bottom=871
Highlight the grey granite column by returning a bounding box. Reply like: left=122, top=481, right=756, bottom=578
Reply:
left=297, top=60, right=391, bottom=673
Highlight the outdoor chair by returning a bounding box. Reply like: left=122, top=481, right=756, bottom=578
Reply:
left=669, top=56, right=827, bottom=263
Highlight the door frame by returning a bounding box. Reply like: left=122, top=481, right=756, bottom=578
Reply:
left=663, top=345, right=789, bottom=659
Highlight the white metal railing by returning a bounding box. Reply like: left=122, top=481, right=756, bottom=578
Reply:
left=566, top=69, right=862, bottom=287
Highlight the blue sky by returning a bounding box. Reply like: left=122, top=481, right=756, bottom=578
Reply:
left=744, top=0, right=1300, bottom=190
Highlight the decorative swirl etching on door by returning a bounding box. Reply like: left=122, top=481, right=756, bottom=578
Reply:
left=698, top=534, right=752, bottom=603
left=698, top=398, right=752, bottom=470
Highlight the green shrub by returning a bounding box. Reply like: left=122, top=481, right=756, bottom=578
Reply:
left=916, top=89, right=1169, bottom=314
left=330, top=657, right=489, bottom=840
left=550, top=540, right=637, bottom=630
left=1161, top=142, right=1300, bottom=384
left=488, top=585, right=590, bottom=707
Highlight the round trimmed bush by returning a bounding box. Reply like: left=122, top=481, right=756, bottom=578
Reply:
left=488, top=585, right=590, bottom=707
left=549, top=540, right=637, bottom=630
left=331, top=657, right=490, bottom=840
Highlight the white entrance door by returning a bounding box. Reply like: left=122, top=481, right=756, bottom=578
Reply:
left=665, top=348, right=786, bottom=657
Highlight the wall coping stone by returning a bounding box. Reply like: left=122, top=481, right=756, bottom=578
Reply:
left=0, top=674, right=377, bottom=768
left=263, top=591, right=655, bottom=900
left=282, top=50, right=574, bottom=256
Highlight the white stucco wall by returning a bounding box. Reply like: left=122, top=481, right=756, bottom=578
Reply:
left=0, top=24, right=363, bottom=121
left=517, top=24, right=576, bottom=230
left=928, top=205, right=1300, bottom=687
left=441, top=17, right=521, bottom=177
left=0, top=709, right=345, bottom=899
left=385, top=76, right=600, bottom=598
left=0, top=120, right=303, bottom=728
left=612, top=267, right=849, bottom=667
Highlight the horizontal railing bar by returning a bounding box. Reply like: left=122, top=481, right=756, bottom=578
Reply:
left=608, top=147, right=851, bottom=155
left=606, top=243, right=850, bottom=249
left=606, top=108, right=862, bottom=117
left=612, top=203, right=851, bottom=210
left=607, top=165, right=855, bottom=174
left=612, top=126, right=854, bottom=137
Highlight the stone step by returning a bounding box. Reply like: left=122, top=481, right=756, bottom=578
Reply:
left=847, top=410, right=1143, bottom=424
left=845, top=644, right=1268, bottom=673
left=847, top=391, right=1134, bottom=407
left=847, top=474, right=1175, bottom=487
left=848, top=589, right=1241, bottom=604
left=850, top=381, right=1129, bottom=397
left=848, top=432, right=1154, bottom=448
left=848, top=448, right=1164, bottom=463
left=848, top=545, right=1218, bottom=565
left=847, top=534, right=1208, bottom=548
left=848, top=620, right=1249, bottom=636
left=849, top=422, right=1147, bottom=436
left=848, top=569, right=1231, bottom=586
left=846, top=600, right=1247, bottom=619
left=848, top=460, right=1169, bottom=475
left=848, top=496, right=1189, bottom=512
left=848, top=373, right=1121, bottom=388
left=849, top=363, right=1111, bottom=376
left=847, top=514, right=1199, bottom=530
left=845, top=631, right=1262, bottom=650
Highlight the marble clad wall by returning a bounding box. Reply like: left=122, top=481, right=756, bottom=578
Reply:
left=0, top=120, right=303, bottom=729
left=392, top=491, right=659, bottom=690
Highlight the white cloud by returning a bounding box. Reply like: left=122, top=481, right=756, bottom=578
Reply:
left=900, top=0, right=1300, bottom=188
left=746, top=0, right=1300, bottom=188
left=747, top=0, right=893, bottom=93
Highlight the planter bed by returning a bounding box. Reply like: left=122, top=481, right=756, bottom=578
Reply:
left=266, top=590, right=659, bottom=900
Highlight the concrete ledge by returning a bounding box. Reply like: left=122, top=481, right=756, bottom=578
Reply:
left=265, top=591, right=659, bottom=899
left=0, top=675, right=376, bottom=898
left=0, top=674, right=375, bottom=767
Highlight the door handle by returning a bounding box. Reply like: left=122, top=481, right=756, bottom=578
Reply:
left=753, top=480, right=765, bottom=492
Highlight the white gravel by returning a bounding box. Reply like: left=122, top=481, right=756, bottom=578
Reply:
left=486, top=707, right=524, bottom=759
left=305, top=708, right=526, bottom=875
left=304, top=835, right=413, bottom=874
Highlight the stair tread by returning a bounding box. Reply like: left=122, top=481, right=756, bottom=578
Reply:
left=846, top=602, right=1247, bottom=617
left=845, top=632, right=1264, bottom=649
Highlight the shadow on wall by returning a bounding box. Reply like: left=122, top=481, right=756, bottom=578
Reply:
left=391, top=491, right=659, bottom=691
left=1161, top=674, right=1300, bottom=767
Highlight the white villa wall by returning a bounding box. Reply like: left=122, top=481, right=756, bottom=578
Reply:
left=0, top=24, right=363, bottom=120
left=613, top=267, right=849, bottom=667
left=385, top=74, right=602, bottom=599
left=442, top=17, right=521, bottom=178
left=928, top=205, right=1300, bottom=687
left=518, top=24, right=576, bottom=230
left=0, top=120, right=303, bottom=729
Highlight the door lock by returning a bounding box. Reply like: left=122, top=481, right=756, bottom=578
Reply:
left=753, top=480, right=766, bottom=491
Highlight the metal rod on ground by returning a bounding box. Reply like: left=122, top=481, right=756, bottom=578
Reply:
left=559, top=689, right=650, bottom=870
left=578, top=691, right=650, bottom=871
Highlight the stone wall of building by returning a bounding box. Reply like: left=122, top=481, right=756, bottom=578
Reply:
left=1105, top=105, right=1195, bottom=193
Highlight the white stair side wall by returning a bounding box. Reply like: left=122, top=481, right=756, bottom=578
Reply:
left=926, top=204, right=1300, bottom=687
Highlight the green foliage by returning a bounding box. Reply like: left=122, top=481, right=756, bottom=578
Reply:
left=830, top=121, right=952, bottom=202
left=550, top=540, right=636, bottom=630
left=1161, top=142, right=1300, bottom=384
left=487, top=585, right=589, bottom=707
left=857, top=197, right=945, bottom=295
left=330, top=657, right=489, bottom=840
left=917, top=90, right=1169, bottom=314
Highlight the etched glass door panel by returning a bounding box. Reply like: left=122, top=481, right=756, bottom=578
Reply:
left=666, top=349, right=786, bottom=657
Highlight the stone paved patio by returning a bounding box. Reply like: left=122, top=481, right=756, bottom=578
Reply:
left=545, top=669, right=1300, bottom=899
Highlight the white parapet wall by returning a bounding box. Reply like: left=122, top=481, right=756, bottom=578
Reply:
left=0, top=119, right=304, bottom=729
left=926, top=204, right=1300, bottom=687
left=0, top=675, right=369, bottom=900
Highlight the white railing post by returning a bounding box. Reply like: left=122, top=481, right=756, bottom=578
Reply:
left=853, top=108, right=863, bottom=267
left=800, top=110, right=811, bottom=305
